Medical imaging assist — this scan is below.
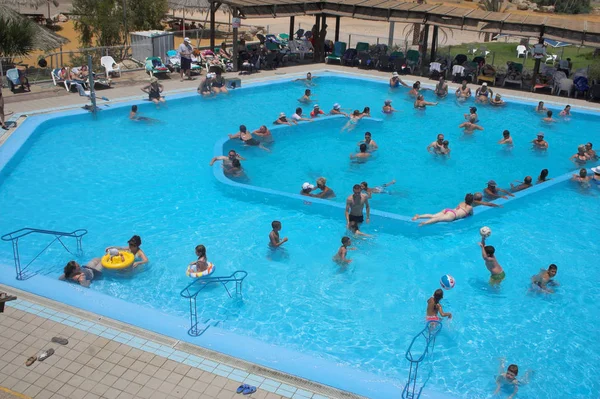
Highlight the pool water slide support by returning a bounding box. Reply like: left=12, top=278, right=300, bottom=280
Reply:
left=402, top=321, right=443, bottom=399
left=180, top=270, right=248, bottom=337
left=0, top=227, right=88, bottom=281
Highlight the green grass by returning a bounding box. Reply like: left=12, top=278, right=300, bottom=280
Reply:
left=437, top=42, right=597, bottom=72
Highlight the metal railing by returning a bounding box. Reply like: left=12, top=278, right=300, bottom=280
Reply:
left=0, top=228, right=87, bottom=280
left=180, top=270, right=247, bottom=337
left=402, top=320, right=443, bottom=399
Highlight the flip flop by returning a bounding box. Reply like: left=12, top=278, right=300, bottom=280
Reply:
left=25, top=356, right=36, bottom=367
left=242, top=385, right=257, bottom=395
left=236, top=384, right=249, bottom=394
left=38, top=348, right=54, bottom=361
left=51, top=337, right=68, bottom=345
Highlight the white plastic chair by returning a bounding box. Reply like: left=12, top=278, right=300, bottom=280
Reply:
left=545, top=53, right=557, bottom=65
left=429, top=62, right=442, bottom=73
left=516, top=45, right=527, bottom=58
left=555, top=78, right=573, bottom=97
left=100, top=56, right=121, bottom=78
left=479, top=46, right=491, bottom=57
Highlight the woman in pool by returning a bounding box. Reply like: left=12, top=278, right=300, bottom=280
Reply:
left=382, top=100, right=397, bottom=114
left=412, top=193, right=474, bottom=226
left=414, top=94, right=437, bottom=109
left=475, top=83, right=493, bottom=103
left=536, top=101, right=547, bottom=112
left=141, top=77, right=165, bottom=105
left=559, top=105, right=571, bottom=116
left=570, top=144, right=589, bottom=164
left=59, top=260, right=102, bottom=287
left=459, top=120, right=483, bottom=132
left=228, top=125, right=270, bottom=152
left=360, top=107, right=371, bottom=117
left=360, top=180, right=396, bottom=198
left=408, top=82, right=420, bottom=97
left=106, top=235, right=148, bottom=268
left=537, top=169, right=550, bottom=184
left=341, top=110, right=364, bottom=132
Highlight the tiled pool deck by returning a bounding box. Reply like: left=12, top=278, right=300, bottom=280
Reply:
left=0, top=285, right=358, bottom=399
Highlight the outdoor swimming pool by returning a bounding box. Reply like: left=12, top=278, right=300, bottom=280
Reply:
left=0, top=72, right=598, bottom=399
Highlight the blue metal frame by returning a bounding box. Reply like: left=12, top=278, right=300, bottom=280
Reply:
left=0, top=228, right=87, bottom=280
left=180, top=270, right=248, bottom=337
left=402, top=321, right=443, bottom=399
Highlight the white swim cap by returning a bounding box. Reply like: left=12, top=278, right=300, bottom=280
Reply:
left=302, top=182, right=315, bottom=190
left=108, top=248, right=120, bottom=256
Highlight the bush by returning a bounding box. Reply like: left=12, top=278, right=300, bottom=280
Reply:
left=534, top=0, right=591, bottom=14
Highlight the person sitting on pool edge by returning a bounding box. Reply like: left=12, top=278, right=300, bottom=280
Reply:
left=107, top=235, right=148, bottom=268
left=313, top=177, right=335, bottom=199
left=484, top=180, right=514, bottom=200
left=510, top=176, right=533, bottom=193
left=59, top=260, right=103, bottom=287
left=479, top=236, right=505, bottom=285
left=426, top=289, right=452, bottom=322
left=412, top=193, right=474, bottom=226
left=141, top=77, right=166, bottom=105
left=389, top=71, right=409, bottom=88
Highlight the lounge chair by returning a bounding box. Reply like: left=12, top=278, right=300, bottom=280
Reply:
left=502, top=62, right=523, bottom=88
left=573, top=76, right=589, bottom=98
left=166, top=50, right=203, bottom=74
left=100, top=56, right=121, bottom=78
left=477, top=64, right=496, bottom=86
left=51, top=68, right=86, bottom=92
left=341, top=48, right=358, bottom=66
left=357, top=52, right=373, bottom=69
left=545, top=53, right=557, bottom=65
left=355, top=42, right=370, bottom=53
left=145, top=57, right=170, bottom=77
left=429, top=62, right=442, bottom=79
left=406, top=50, right=420, bottom=70
left=325, top=41, right=347, bottom=64
left=294, top=29, right=304, bottom=40
left=72, top=82, right=109, bottom=101
left=6, top=68, right=30, bottom=93
left=451, top=65, right=465, bottom=83
left=589, top=84, right=600, bottom=101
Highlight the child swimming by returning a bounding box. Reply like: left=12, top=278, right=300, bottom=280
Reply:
left=269, top=220, right=288, bottom=248
left=333, top=236, right=355, bottom=264
left=531, top=264, right=559, bottom=293
left=494, top=359, right=533, bottom=399
left=426, top=289, right=452, bottom=322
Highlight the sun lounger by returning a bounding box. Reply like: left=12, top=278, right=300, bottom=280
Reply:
left=145, top=57, right=170, bottom=77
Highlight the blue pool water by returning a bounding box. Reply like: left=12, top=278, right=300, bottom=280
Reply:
left=0, top=74, right=599, bottom=398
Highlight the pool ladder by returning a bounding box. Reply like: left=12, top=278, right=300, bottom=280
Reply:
left=402, top=321, right=443, bottom=399
left=180, top=271, right=248, bottom=337
left=1, top=227, right=88, bottom=280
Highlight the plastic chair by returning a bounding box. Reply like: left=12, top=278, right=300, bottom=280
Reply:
left=451, top=65, right=465, bottom=82
left=516, top=45, right=527, bottom=58
left=325, top=41, right=347, bottom=64
left=545, top=53, right=557, bottom=65
left=555, top=78, right=573, bottom=97
left=294, top=29, right=304, bottom=40
left=100, top=56, right=121, bottom=78
left=6, top=68, right=30, bottom=93
left=355, top=42, right=370, bottom=53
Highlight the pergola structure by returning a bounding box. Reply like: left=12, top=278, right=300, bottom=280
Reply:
left=206, top=0, right=600, bottom=83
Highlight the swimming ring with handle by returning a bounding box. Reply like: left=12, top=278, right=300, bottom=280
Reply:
left=186, top=262, right=215, bottom=278
left=101, top=251, right=135, bottom=270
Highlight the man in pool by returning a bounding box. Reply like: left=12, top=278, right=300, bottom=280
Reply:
left=350, top=144, right=372, bottom=162
left=358, top=132, right=378, bottom=151
left=498, top=130, right=513, bottom=146
left=434, top=76, right=448, bottom=98
left=426, top=289, right=452, bottom=322
left=531, top=264, right=559, bottom=293
left=542, top=110, right=555, bottom=123
left=455, top=80, right=471, bottom=99
left=291, top=107, right=312, bottom=122
left=209, top=149, right=245, bottom=170
left=330, top=103, right=348, bottom=117
left=532, top=132, right=549, bottom=150
left=473, top=192, right=501, bottom=208
left=345, top=184, right=370, bottom=229
left=427, top=134, right=444, bottom=154
left=129, top=105, right=158, bottom=123
left=510, top=176, right=533, bottom=193
left=298, top=89, right=314, bottom=103
left=484, top=180, right=514, bottom=200
left=479, top=237, right=505, bottom=285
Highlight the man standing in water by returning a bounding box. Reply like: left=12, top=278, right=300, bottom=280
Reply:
left=479, top=237, right=505, bottom=285
left=345, top=184, right=370, bottom=229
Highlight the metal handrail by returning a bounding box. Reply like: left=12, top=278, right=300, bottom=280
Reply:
left=180, top=270, right=247, bottom=337
left=1, top=227, right=88, bottom=280
left=402, top=321, right=443, bottom=399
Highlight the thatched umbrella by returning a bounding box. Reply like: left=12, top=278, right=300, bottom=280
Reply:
left=0, top=4, right=68, bottom=51
left=1, top=0, right=60, bottom=19
left=168, top=0, right=211, bottom=38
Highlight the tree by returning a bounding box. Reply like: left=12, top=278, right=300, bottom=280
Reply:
left=128, top=0, right=169, bottom=31
left=0, top=16, right=34, bottom=58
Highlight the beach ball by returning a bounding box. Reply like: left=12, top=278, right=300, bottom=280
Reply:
left=480, top=226, right=492, bottom=238
left=440, top=274, right=455, bottom=290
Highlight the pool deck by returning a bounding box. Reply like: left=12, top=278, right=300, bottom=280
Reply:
left=0, top=284, right=364, bottom=399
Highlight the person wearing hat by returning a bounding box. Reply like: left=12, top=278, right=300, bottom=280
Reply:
left=291, top=107, right=312, bottom=122
left=274, top=112, right=296, bottom=126
left=490, top=92, right=504, bottom=106
left=475, top=82, right=493, bottom=104
left=141, top=77, right=165, bottom=105
left=434, top=76, right=448, bottom=98
left=178, top=37, right=194, bottom=82
left=484, top=180, right=514, bottom=200
left=330, top=103, right=348, bottom=117
left=591, top=166, right=600, bottom=183
left=313, top=177, right=335, bottom=199
left=197, top=73, right=215, bottom=96
left=310, top=104, right=325, bottom=118
left=571, top=144, right=590, bottom=164
left=531, top=132, right=548, bottom=150
left=389, top=71, right=409, bottom=88
left=382, top=100, right=397, bottom=114
left=300, top=182, right=315, bottom=196
left=455, top=80, right=471, bottom=99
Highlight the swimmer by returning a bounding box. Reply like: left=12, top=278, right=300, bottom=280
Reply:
left=585, top=143, right=597, bottom=160
left=225, top=158, right=243, bottom=177
left=484, top=180, right=514, bottom=200
left=498, top=130, right=513, bottom=146
left=408, top=82, right=421, bottom=97
left=464, top=106, right=478, bottom=122
left=536, top=169, right=550, bottom=184
left=350, top=143, right=371, bottom=161
left=494, top=360, right=533, bottom=399
left=128, top=105, right=157, bottom=122
left=228, top=125, right=270, bottom=152
left=360, top=107, right=371, bottom=117
left=210, top=149, right=245, bottom=167
left=531, top=132, right=548, bottom=150
left=389, top=71, right=409, bottom=88
left=473, top=192, right=501, bottom=208
left=293, top=72, right=317, bottom=86
left=542, top=110, right=555, bottom=123
left=274, top=112, right=297, bottom=126
left=291, top=107, right=313, bottom=122
left=345, top=184, right=370, bottom=228
left=439, top=140, right=451, bottom=156
left=479, top=237, right=505, bottom=285
left=559, top=104, right=571, bottom=116
left=434, top=76, right=448, bottom=98
left=333, top=236, right=355, bottom=264
left=572, top=168, right=592, bottom=184
left=311, top=104, right=325, bottom=118
left=106, top=235, right=148, bottom=268
left=531, top=264, right=559, bottom=293
left=300, top=182, right=315, bottom=196
left=314, top=177, right=335, bottom=199
left=269, top=221, right=288, bottom=248
left=414, top=94, right=437, bottom=109
left=360, top=180, right=396, bottom=198
left=358, top=132, right=378, bottom=151
left=298, top=89, right=314, bottom=103
left=188, top=245, right=208, bottom=273
left=475, top=82, right=493, bottom=103
left=426, top=134, right=444, bottom=154
left=536, top=101, right=547, bottom=112
left=59, top=260, right=103, bottom=287
left=382, top=100, right=397, bottom=114
left=426, top=289, right=452, bottom=322
left=341, top=110, right=364, bottom=132
left=510, top=176, right=533, bottom=193
left=330, top=103, right=348, bottom=117
left=412, top=193, right=474, bottom=226
left=459, top=120, right=483, bottom=132
left=252, top=125, right=273, bottom=141
left=571, top=144, right=589, bottom=164
left=490, top=93, right=505, bottom=106
left=455, top=80, right=472, bottom=99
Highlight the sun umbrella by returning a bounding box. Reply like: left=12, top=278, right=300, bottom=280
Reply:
left=544, top=39, right=572, bottom=48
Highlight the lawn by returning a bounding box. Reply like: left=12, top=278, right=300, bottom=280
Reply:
left=437, top=41, right=597, bottom=72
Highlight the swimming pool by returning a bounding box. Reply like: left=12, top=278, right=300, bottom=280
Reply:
left=0, top=71, right=599, bottom=399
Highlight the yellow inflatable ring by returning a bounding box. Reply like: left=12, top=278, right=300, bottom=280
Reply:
left=186, top=262, right=215, bottom=278
left=101, top=251, right=135, bottom=270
